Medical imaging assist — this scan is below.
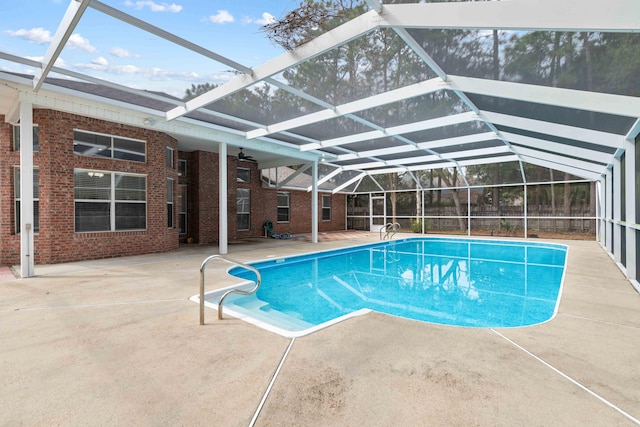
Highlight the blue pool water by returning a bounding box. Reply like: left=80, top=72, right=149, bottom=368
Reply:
left=204, top=237, right=567, bottom=337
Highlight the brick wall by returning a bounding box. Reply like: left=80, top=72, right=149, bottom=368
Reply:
left=178, top=152, right=345, bottom=244
left=232, top=158, right=346, bottom=239
left=1, top=109, right=347, bottom=266
left=0, top=110, right=179, bottom=265
left=0, top=121, right=14, bottom=263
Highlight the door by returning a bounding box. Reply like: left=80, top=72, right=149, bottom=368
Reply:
left=370, top=195, right=386, bottom=232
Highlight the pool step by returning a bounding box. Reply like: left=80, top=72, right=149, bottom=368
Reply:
left=234, top=296, right=270, bottom=311
left=254, top=308, right=314, bottom=331
left=228, top=296, right=313, bottom=331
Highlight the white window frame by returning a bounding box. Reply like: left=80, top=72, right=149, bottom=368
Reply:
left=237, top=189, right=250, bottom=231
left=166, top=146, right=174, bottom=168
left=73, top=129, right=146, bottom=163
left=277, top=192, right=290, bottom=222
left=322, top=194, right=331, bottom=221
left=167, top=178, right=174, bottom=229
left=178, top=184, right=187, bottom=235
left=74, top=169, right=147, bottom=232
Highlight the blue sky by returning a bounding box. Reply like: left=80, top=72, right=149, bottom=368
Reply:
left=1, top=0, right=298, bottom=97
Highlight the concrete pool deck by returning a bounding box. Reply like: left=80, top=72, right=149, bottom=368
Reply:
left=1, top=233, right=639, bottom=426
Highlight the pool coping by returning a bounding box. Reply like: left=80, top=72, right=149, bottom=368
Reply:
left=194, top=235, right=570, bottom=337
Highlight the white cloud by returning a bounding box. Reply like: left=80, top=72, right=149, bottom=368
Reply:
left=66, top=34, right=97, bottom=53
left=147, top=67, right=197, bottom=81
left=208, top=10, right=234, bottom=24
left=5, top=27, right=53, bottom=44
left=76, top=62, right=141, bottom=74
left=110, top=47, right=139, bottom=58
left=124, top=0, right=182, bottom=13
left=115, top=64, right=144, bottom=75
left=5, top=28, right=96, bottom=53
left=6, top=28, right=97, bottom=53
left=243, top=12, right=275, bottom=26
left=93, top=56, right=109, bottom=67
left=73, top=62, right=215, bottom=83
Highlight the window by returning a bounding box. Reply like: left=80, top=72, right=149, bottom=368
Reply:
left=13, top=125, right=39, bottom=151
left=277, top=192, right=290, bottom=222
left=73, top=130, right=145, bottom=162
left=74, top=169, right=146, bottom=232
left=178, top=159, right=187, bottom=177
left=14, top=168, right=39, bottom=234
left=167, top=178, right=174, bottom=228
left=178, top=184, right=187, bottom=234
left=237, top=167, right=250, bottom=183
left=237, top=189, right=250, bottom=230
left=322, top=195, right=331, bottom=221
left=166, top=147, right=174, bottom=168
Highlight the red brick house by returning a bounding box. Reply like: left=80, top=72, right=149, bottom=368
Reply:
left=0, top=75, right=345, bottom=267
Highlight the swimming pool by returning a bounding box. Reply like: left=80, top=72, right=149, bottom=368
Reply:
left=197, top=237, right=567, bottom=337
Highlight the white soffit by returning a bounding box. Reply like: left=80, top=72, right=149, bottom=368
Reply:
left=19, top=87, right=319, bottom=163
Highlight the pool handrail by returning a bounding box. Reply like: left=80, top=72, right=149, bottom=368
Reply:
left=379, top=223, right=391, bottom=240
left=199, top=254, right=262, bottom=325
left=380, top=222, right=401, bottom=240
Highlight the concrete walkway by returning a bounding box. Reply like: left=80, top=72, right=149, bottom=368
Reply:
left=1, top=234, right=639, bottom=426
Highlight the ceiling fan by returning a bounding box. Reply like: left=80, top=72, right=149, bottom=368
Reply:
left=238, top=147, right=256, bottom=162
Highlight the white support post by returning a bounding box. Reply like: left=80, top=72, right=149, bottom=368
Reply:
left=219, top=142, right=228, bottom=255
left=523, top=184, right=528, bottom=239
left=519, top=160, right=528, bottom=239
left=467, top=187, right=471, bottom=237
left=624, top=137, right=636, bottom=280
left=612, top=157, right=622, bottom=263
left=605, top=169, right=613, bottom=253
left=596, top=178, right=604, bottom=245
left=421, top=190, right=425, bottom=235
left=20, top=102, right=35, bottom=278
left=311, top=160, right=319, bottom=244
